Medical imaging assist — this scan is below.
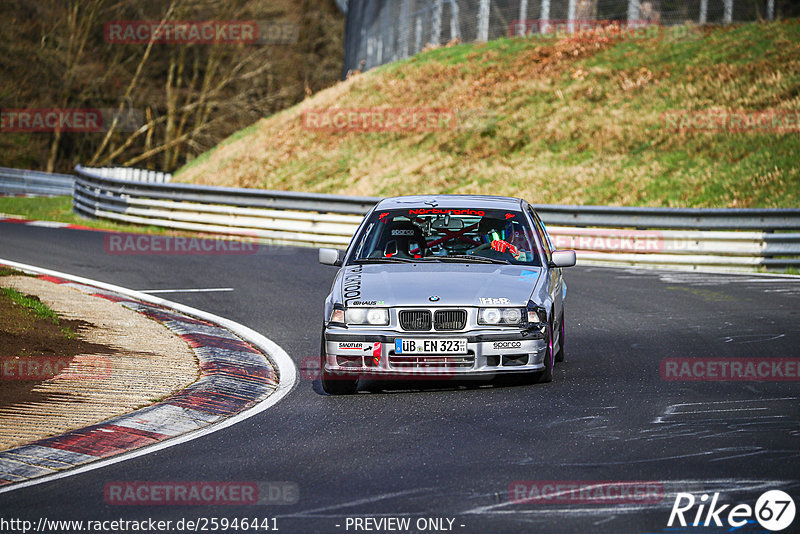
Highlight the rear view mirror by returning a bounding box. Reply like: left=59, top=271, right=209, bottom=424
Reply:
left=319, top=248, right=341, bottom=266
left=431, top=218, right=464, bottom=231
left=550, top=250, right=576, bottom=268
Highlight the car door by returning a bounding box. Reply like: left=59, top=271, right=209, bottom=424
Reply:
left=528, top=207, right=564, bottom=330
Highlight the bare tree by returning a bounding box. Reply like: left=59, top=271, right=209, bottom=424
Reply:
left=1, top=0, right=344, bottom=172
left=46, top=0, right=106, bottom=172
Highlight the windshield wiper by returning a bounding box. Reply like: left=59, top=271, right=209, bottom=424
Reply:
left=435, top=255, right=511, bottom=264
left=354, top=257, right=417, bottom=264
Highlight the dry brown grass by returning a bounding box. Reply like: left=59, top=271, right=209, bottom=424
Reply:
left=176, top=20, right=800, bottom=208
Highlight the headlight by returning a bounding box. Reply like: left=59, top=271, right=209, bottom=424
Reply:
left=480, top=308, right=502, bottom=324
left=345, top=307, right=389, bottom=326
left=503, top=308, right=522, bottom=323
left=366, top=308, right=388, bottom=325
left=479, top=307, right=525, bottom=325
left=346, top=308, right=366, bottom=324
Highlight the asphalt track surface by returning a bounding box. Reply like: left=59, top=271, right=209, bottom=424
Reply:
left=0, top=223, right=798, bottom=534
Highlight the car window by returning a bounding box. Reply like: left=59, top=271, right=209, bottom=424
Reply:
left=348, top=208, right=541, bottom=266
left=542, top=223, right=556, bottom=252
left=528, top=207, right=552, bottom=261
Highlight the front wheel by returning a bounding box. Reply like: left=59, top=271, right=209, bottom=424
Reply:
left=320, top=333, right=359, bottom=395
left=532, top=326, right=554, bottom=383
left=555, top=310, right=565, bottom=363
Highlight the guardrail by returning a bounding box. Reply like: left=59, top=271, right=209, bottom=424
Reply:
left=84, top=166, right=172, bottom=183
left=73, top=165, right=800, bottom=272
left=0, top=167, right=74, bottom=196
left=0, top=166, right=172, bottom=198
left=73, top=165, right=372, bottom=247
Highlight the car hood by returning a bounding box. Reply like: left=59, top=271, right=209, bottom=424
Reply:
left=336, top=263, right=542, bottom=307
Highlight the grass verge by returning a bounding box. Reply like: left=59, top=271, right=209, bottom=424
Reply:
left=1, top=287, right=58, bottom=322
left=0, top=196, right=172, bottom=234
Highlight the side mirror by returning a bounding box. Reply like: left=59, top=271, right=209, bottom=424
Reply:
left=550, top=250, right=576, bottom=268
left=319, top=248, right=342, bottom=266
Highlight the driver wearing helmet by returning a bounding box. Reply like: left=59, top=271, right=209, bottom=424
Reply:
left=469, top=216, right=522, bottom=259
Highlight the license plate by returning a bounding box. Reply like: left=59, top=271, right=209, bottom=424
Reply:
left=394, top=338, right=467, bottom=355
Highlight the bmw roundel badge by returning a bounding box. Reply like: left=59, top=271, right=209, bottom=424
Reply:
left=429, top=295, right=440, bottom=302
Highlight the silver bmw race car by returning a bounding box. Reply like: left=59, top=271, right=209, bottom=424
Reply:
left=317, top=195, right=576, bottom=394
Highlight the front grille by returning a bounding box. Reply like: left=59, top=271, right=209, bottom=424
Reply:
left=389, top=352, right=475, bottom=369
left=434, top=309, right=467, bottom=331
left=399, top=310, right=431, bottom=331
left=399, top=309, right=467, bottom=331
left=336, top=355, right=379, bottom=367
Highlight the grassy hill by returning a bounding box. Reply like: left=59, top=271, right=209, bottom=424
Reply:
left=175, top=20, right=800, bottom=208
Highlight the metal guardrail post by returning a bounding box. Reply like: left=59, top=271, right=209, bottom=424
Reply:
left=431, top=0, right=443, bottom=44
left=628, top=0, right=640, bottom=26
left=517, top=0, right=528, bottom=36
left=399, top=0, right=411, bottom=58
left=477, top=0, right=490, bottom=42
left=448, top=0, right=460, bottom=42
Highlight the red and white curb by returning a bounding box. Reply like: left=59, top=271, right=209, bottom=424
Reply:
left=0, top=215, right=100, bottom=232
left=0, top=259, right=296, bottom=494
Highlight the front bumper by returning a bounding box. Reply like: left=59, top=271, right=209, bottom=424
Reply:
left=323, top=328, right=548, bottom=378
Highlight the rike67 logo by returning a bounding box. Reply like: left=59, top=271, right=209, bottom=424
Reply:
left=668, top=490, right=795, bottom=531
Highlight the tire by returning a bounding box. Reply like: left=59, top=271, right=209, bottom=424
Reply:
left=533, top=323, right=554, bottom=384
left=555, top=310, right=565, bottom=363
left=320, top=333, right=359, bottom=395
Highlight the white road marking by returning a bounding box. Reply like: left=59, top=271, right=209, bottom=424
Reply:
left=0, top=258, right=297, bottom=495
left=653, top=397, right=797, bottom=423
left=670, top=397, right=797, bottom=407
left=139, top=287, right=234, bottom=294
left=613, top=266, right=800, bottom=281
left=593, top=516, right=617, bottom=526
left=670, top=407, right=769, bottom=414
left=722, top=333, right=786, bottom=343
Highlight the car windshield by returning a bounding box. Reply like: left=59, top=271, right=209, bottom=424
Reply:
left=348, top=207, right=541, bottom=266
